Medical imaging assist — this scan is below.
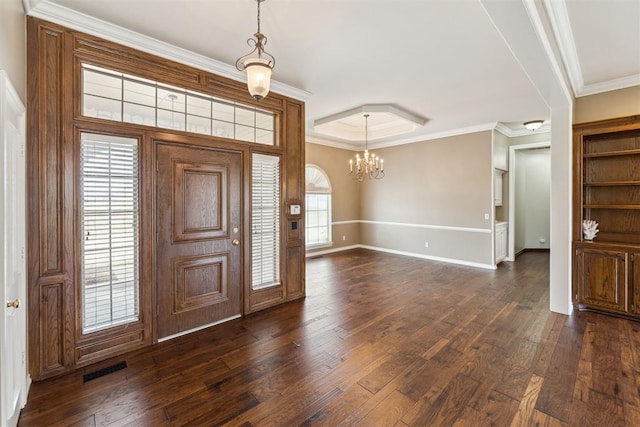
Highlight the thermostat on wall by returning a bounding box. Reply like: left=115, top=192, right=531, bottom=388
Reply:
left=290, top=205, right=301, bottom=215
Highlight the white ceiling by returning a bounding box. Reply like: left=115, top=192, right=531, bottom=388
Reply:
left=24, top=0, right=640, bottom=149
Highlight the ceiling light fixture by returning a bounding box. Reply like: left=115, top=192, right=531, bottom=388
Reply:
left=235, top=0, right=275, bottom=102
left=349, top=114, right=385, bottom=181
left=524, top=120, right=544, bottom=131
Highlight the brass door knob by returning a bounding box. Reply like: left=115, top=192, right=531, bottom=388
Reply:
left=232, top=239, right=240, bottom=246
left=6, top=299, right=20, bottom=309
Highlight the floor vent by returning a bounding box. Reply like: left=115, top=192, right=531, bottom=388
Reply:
left=309, top=255, right=324, bottom=259
left=83, top=361, right=127, bottom=383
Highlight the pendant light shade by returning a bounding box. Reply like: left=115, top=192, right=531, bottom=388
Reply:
left=244, top=58, right=273, bottom=102
left=235, top=0, right=275, bottom=102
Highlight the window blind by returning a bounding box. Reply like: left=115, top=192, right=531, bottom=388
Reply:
left=80, top=133, right=140, bottom=333
left=251, top=153, right=281, bottom=290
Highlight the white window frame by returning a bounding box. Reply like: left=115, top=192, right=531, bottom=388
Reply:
left=305, top=164, right=333, bottom=249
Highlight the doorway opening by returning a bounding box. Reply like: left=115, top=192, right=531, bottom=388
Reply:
left=508, top=141, right=551, bottom=261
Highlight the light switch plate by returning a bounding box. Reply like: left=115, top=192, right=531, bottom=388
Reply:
left=290, top=205, right=301, bottom=215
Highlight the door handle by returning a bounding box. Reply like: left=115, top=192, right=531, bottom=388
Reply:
left=6, top=299, right=20, bottom=309
left=232, top=239, right=240, bottom=246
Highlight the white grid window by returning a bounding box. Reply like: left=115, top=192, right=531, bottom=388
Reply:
left=305, top=165, right=332, bottom=248
left=251, top=154, right=281, bottom=290
left=82, top=63, right=275, bottom=145
left=80, top=133, right=139, bottom=333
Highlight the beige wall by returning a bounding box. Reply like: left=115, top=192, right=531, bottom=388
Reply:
left=360, top=131, right=494, bottom=267
left=574, top=86, right=640, bottom=124
left=306, top=132, right=495, bottom=267
left=305, top=143, right=361, bottom=253
left=0, top=0, right=26, bottom=102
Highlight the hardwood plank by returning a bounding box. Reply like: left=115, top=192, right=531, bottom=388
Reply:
left=510, top=374, right=544, bottom=427
left=357, top=390, right=414, bottom=427
left=402, top=373, right=479, bottom=425
left=18, top=251, right=640, bottom=427
left=301, top=383, right=373, bottom=426
left=477, top=389, right=520, bottom=426
left=357, top=350, right=419, bottom=394
left=535, top=320, right=583, bottom=422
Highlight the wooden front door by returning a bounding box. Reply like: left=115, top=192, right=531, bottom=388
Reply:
left=156, top=143, right=242, bottom=339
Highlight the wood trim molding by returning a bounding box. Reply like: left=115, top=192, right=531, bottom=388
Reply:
left=27, top=16, right=306, bottom=380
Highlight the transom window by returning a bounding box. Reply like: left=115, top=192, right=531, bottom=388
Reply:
left=81, top=63, right=275, bottom=145
left=305, top=165, right=332, bottom=248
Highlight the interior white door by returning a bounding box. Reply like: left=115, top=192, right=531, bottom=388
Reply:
left=0, top=70, right=28, bottom=427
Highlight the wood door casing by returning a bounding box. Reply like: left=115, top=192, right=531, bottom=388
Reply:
left=633, top=252, right=640, bottom=315
left=156, top=143, right=242, bottom=338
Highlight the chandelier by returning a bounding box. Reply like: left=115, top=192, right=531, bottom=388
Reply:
left=235, top=0, right=275, bottom=102
left=349, top=114, right=385, bottom=180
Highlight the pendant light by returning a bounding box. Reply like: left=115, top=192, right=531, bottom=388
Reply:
left=235, top=0, right=275, bottom=102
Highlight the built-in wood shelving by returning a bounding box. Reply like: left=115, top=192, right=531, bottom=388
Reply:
left=573, top=115, right=640, bottom=320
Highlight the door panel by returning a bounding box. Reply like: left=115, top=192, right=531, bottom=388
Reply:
left=1, top=71, right=27, bottom=426
left=578, top=248, right=627, bottom=312
left=156, top=143, right=242, bottom=339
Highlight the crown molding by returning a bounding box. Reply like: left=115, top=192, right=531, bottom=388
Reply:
left=308, top=122, right=499, bottom=151
left=369, top=122, right=497, bottom=149
left=543, top=0, right=640, bottom=98
left=494, top=122, right=515, bottom=137
left=578, top=74, right=640, bottom=97
left=306, top=134, right=358, bottom=151
left=23, top=0, right=312, bottom=102
left=543, top=0, right=582, bottom=97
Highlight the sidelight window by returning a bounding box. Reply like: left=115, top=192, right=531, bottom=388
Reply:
left=251, top=153, right=281, bottom=290
left=80, top=133, right=139, bottom=332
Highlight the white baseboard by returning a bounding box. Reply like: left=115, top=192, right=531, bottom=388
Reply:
left=305, top=244, right=360, bottom=257
left=306, top=244, right=496, bottom=270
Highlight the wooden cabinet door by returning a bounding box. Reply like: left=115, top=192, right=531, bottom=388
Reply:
left=156, top=143, right=242, bottom=339
left=576, top=247, right=628, bottom=313
left=631, top=252, right=640, bottom=315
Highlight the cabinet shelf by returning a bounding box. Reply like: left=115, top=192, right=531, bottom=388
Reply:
left=584, top=204, right=640, bottom=210
left=584, top=181, right=640, bottom=187
left=584, top=148, right=640, bottom=158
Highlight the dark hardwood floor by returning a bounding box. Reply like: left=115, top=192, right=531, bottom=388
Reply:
left=18, top=249, right=640, bottom=426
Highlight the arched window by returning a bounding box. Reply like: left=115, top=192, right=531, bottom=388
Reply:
left=305, top=165, right=332, bottom=248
